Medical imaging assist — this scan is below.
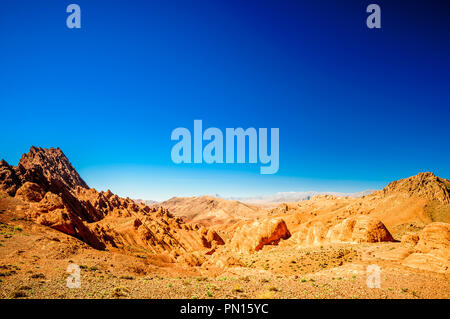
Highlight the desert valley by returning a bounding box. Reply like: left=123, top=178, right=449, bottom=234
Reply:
left=0, top=147, right=449, bottom=299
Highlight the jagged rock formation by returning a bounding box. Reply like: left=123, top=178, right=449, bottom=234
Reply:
left=327, top=216, right=394, bottom=243
left=15, top=182, right=46, bottom=202
left=289, top=216, right=394, bottom=247
left=16, top=146, right=89, bottom=191
left=0, top=147, right=224, bottom=255
left=0, top=159, right=21, bottom=196
left=230, top=217, right=291, bottom=253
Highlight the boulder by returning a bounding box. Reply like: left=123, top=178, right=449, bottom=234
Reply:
left=415, top=222, right=450, bottom=253
left=401, top=222, right=450, bottom=273
left=0, top=159, right=21, bottom=196
left=230, top=218, right=291, bottom=253
left=291, top=216, right=395, bottom=247
left=15, top=182, right=45, bottom=202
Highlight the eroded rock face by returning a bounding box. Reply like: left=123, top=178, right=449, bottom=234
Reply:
left=0, top=159, right=21, bottom=196
left=414, top=222, right=450, bottom=252
left=291, top=221, right=329, bottom=246
left=25, top=191, right=105, bottom=250
left=230, top=218, right=291, bottom=253
left=0, top=147, right=225, bottom=256
left=291, top=216, right=395, bottom=246
left=15, top=182, right=45, bottom=202
left=16, top=146, right=89, bottom=191
left=330, top=216, right=395, bottom=243
left=402, top=222, right=450, bottom=273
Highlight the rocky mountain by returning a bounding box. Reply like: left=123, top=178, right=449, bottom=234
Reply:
left=0, top=147, right=224, bottom=256
left=380, top=172, right=450, bottom=204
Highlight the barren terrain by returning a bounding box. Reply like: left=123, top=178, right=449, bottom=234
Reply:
left=0, top=147, right=449, bottom=299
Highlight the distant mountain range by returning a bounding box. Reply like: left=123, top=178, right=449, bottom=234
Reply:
left=225, top=190, right=375, bottom=204
left=134, top=191, right=375, bottom=206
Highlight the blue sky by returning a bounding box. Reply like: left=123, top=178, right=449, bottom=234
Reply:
left=1, top=0, right=449, bottom=201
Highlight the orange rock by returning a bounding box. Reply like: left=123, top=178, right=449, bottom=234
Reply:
left=0, top=159, right=21, bottom=196
left=15, top=182, right=45, bottom=202
left=230, top=217, right=291, bottom=252
left=415, top=222, right=450, bottom=253
left=402, top=222, right=450, bottom=273
left=291, top=216, right=394, bottom=246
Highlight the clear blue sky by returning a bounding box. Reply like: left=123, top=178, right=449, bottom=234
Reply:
left=1, top=0, right=449, bottom=201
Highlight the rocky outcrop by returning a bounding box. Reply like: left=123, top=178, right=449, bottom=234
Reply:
left=16, top=146, right=89, bottom=192
left=15, top=182, right=45, bottom=202
left=0, top=147, right=224, bottom=256
left=25, top=191, right=105, bottom=249
left=401, top=222, right=450, bottom=273
left=230, top=218, right=291, bottom=253
left=291, top=216, right=395, bottom=246
left=0, top=159, right=21, bottom=196
left=327, top=216, right=394, bottom=243
left=290, top=221, right=329, bottom=246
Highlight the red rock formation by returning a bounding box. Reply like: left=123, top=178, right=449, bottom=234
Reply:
left=0, top=159, right=21, bottom=196
left=230, top=218, right=291, bottom=252
left=0, top=147, right=224, bottom=255
left=15, top=182, right=45, bottom=202
left=16, top=146, right=89, bottom=191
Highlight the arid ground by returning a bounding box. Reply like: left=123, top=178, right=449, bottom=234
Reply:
left=0, top=147, right=449, bottom=299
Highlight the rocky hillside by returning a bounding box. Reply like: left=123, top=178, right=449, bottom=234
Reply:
left=266, top=173, right=450, bottom=243
left=0, top=147, right=224, bottom=256
left=1, top=147, right=449, bottom=276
